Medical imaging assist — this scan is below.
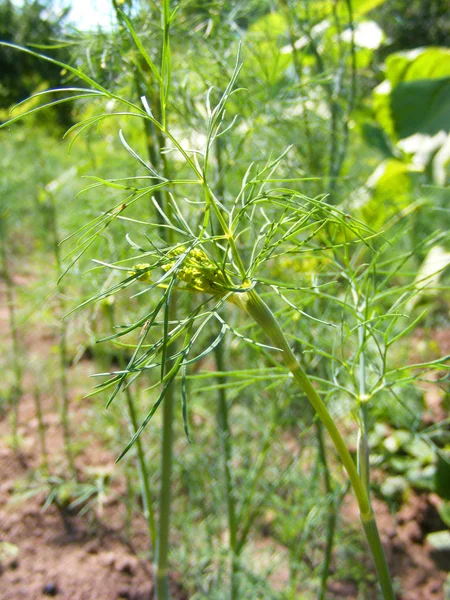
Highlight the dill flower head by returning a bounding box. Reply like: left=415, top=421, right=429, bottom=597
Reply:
left=162, top=246, right=230, bottom=295
left=128, top=263, right=152, bottom=282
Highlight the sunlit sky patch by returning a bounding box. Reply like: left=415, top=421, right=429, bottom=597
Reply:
left=13, top=0, right=114, bottom=30
left=66, top=0, right=114, bottom=30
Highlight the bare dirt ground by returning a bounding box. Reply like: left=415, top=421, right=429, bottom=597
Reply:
left=0, top=382, right=193, bottom=600
left=0, top=279, right=449, bottom=599
left=0, top=390, right=186, bottom=600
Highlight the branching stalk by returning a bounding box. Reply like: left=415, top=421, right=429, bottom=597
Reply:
left=126, top=381, right=157, bottom=550
left=235, top=289, right=394, bottom=600
left=45, top=190, right=75, bottom=474
left=1, top=222, right=23, bottom=451
left=215, top=340, right=238, bottom=600
left=358, top=322, right=370, bottom=492
left=316, top=420, right=336, bottom=600
left=155, top=304, right=176, bottom=600
left=155, top=5, right=177, bottom=597
left=107, top=304, right=158, bottom=551
left=34, top=386, right=49, bottom=472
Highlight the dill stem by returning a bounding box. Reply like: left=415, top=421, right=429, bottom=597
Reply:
left=155, top=311, right=175, bottom=600
left=215, top=340, right=238, bottom=600
left=46, top=190, right=75, bottom=475
left=316, top=420, right=336, bottom=600
left=34, top=386, right=49, bottom=472
left=107, top=306, right=157, bottom=554
left=240, top=288, right=394, bottom=600
left=1, top=230, right=22, bottom=450
left=125, top=385, right=157, bottom=550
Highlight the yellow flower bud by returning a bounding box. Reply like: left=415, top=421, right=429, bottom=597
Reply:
left=128, top=263, right=152, bottom=282
left=162, top=246, right=230, bottom=295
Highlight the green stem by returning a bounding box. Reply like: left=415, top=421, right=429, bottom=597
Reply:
left=239, top=289, right=395, bottom=600
left=46, top=192, right=75, bottom=475
left=316, top=421, right=336, bottom=600
left=124, top=463, right=134, bottom=543
left=358, top=322, right=370, bottom=492
left=59, top=317, right=75, bottom=474
left=215, top=340, right=238, bottom=600
left=108, top=307, right=157, bottom=552
left=155, top=307, right=176, bottom=600
left=155, top=101, right=176, bottom=600
left=126, top=384, right=157, bottom=550
left=1, top=229, right=22, bottom=450
left=362, top=517, right=394, bottom=599
left=34, top=386, right=48, bottom=472
left=278, top=0, right=315, bottom=174
left=152, top=4, right=176, bottom=593
left=214, top=132, right=239, bottom=600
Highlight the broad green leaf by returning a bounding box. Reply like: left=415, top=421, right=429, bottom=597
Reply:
left=386, top=47, right=450, bottom=87
left=380, top=476, right=409, bottom=504
left=374, top=48, right=450, bottom=140
left=352, top=0, right=390, bottom=18
left=436, top=452, right=450, bottom=501
left=439, top=501, right=450, bottom=528
left=407, top=246, right=450, bottom=311
left=356, top=158, right=421, bottom=227
left=391, top=77, right=450, bottom=138
left=248, top=11, right=287, bottom=37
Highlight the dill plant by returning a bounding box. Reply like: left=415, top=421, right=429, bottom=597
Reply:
left=39, top=183, right=75, bottom=474
left=2, top=5, right=449, bottom=600
left=1, top=13, right=395, bottom=600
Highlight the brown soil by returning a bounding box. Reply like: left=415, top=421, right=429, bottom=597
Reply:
left=340, top=493, right=448, bottom=600
left=0, top=394, right=186, bottom=600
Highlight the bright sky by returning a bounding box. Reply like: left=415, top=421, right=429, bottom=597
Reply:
left=66, top=0, right=114, bottom=30
left=12, top=0, right=114, bottom=30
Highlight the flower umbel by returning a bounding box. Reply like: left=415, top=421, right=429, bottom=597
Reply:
left=128, top=263, right=152, bottom=283
left=163, top=246, right=230, bottom=295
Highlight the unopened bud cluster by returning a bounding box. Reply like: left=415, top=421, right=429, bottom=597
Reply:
left=163, top=246, right=229, bottom=295
left=128, top=263, right=152, bottom=282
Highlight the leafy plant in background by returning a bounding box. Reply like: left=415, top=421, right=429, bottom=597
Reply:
left=0, top=210, right=23, bottom=450
left=0, top=0, right=73, bottom=127
left=39, top=179, right=76, bottom=474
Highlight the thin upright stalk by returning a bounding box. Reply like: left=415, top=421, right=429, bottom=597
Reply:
left=215, top=340, right=238, bottom=600
left=287, top=421, right=335, bottom=599
left=124, top=463, right=134, bottom=543
left=59, top=316, right=75, bottom=473
left=111, top=0, right=165, bottom=219
left=326, top=0, right=344, bottom=197
left=214, top=126, right=239, bottom=600
left=1, top=226, right=23, bottom=450
left=278, top=0, right=315, bottom=173
left=333, top=0, right=357, bottom=183
left=107, top=306, right=157, bottom=551
left=358, top=322, right=370, bottom=492
left=155, top=4, right=178, bottom=596
left=316, top=420, right=337, bottom=600
left=126, top=383, right=158, bottom=550
left=155, top=310, right=176, bottom=600
left=238, top=289, right=394, bottom=600
left=34, top=386, right=48, bottom=472
left=45, top=192, right=75, bottom=474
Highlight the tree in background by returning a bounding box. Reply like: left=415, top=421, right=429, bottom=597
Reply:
left=373, top=0, right=449, bottom=55
left=0, top=0, right=73, bottom=126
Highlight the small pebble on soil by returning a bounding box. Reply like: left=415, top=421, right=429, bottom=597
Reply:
left=43, top=582, right=58, bottom=596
